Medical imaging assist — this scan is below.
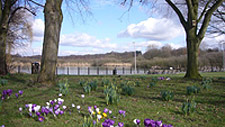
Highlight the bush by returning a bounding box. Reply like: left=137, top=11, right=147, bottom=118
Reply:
left=186, top=86, right=200, bottom=95
left=161, top=90, right=174, bottom=101
left=182, top=100, right=197, bottom=115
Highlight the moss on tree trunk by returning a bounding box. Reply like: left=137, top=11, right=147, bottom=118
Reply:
left=184, top=32, right=202, bottom=80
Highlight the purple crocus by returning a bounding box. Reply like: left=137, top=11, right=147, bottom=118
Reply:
left=144, top=119, right=151, bottom=126
left=58, top=101, right=63, bottom=105
left=118, top=122, right=124, bottom=127
left=104, top=108, right=109, bottom=113
left=36, top=112, right=41, bottom=116
left=54, top=104, right=59, bottom=110
left=15, top=93, right=19, bottom=98
left=50, top=100, right=55, bottom=105
left=118, top=110, right=126, bottom=117
left=60, top=110, right=64, bottom=115
left=44, top=108, right=50, bottom=115
left=7, top=89, right=12, bottom=96
left=155, top=120, right=162, bottom=127
left=18, top=90, right=23, bottom=95
left=38, top=116, right=45, bottom=122
left=94, top=105, right=97, bottom=109
left=93, top=120, right=96, bottom=125
left=136, top=119, right=141, bottom=125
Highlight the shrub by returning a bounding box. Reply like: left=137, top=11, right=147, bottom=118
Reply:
left=186, top=86, right=200, bottom=95
left=161, top=90, right=174, bottom=101
left=182, top=100, right=197, bottom=115
left=57, top=79, right=69, bottom=95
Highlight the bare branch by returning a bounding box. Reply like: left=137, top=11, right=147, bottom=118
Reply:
left=8, top=7, right=36, bottom=25
left=198, top=0, right=224, bottom=40
left=28, top=0, right=44, bottom=8
left=165, top=0, right=187, bottom=30
left=197, top=0, right=212, bottom=23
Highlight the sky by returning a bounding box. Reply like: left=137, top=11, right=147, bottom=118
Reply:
left=13, top=0, right=225, bottom=56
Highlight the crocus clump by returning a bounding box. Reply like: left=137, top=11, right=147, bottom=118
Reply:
left=1, top=89, right=12, bottom=100
left=118, top=110, right=126, bottom=117
left=15, top=90, right=23, bottom=98
left=102, top=119, right=115, bottom=127
left=142, top=119, right=172, bottom=127
left=23, top=96, right=74, bottom=122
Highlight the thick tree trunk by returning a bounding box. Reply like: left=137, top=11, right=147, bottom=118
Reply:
left=184, top=32, right=202, bottom=80
left=0, top=0, right=11, bottom=75
left=0, top=29, right=8, bottom=75
left=37, top=0, right=63, bottom=83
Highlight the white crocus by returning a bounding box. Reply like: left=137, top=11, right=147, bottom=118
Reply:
left=63, top=105, right=67, bottom=110
left=97, top=114, right=102, bottom=120
left=133, top=119, right=137, bottom=124
left=59, top=93, right=62, bottom=96
left=81, top=94, right=85, bottom=98
left=34, top=105, right=41, bottom=112
left=96, top=108, right=100, bottom=113
left=72, top=103, right=75, bottom=108
left=46, top=102, right=50, bottom=106
left=28, top=104, right=32, bottom=109
left=54, top=99, right=57, bottom=102
left=77, top=105, right=80, bottom=110
left=58, top=98, right=64, bottom=103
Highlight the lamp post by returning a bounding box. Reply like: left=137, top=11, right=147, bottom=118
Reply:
left=133, top=42, right=137, bottom=74
left=223, top=42, right=225, bottom=71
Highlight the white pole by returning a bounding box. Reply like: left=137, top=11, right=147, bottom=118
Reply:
left=133, top=42, right=137, bottom=74
left=223, top=43, right=225, bottom=71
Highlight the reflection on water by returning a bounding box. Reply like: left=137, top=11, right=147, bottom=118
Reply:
left=13, top=66, right=146, bottom=75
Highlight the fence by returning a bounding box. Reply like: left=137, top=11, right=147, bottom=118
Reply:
left=14, top=66, right=147, bottom=75
left=14, top=66, right=224, bottom=75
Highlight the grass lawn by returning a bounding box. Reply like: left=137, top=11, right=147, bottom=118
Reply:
left=0, top=72, right=225, bottom=127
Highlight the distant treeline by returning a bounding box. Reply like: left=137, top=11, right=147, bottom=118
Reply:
left=11, top=46, right=223, bottom=70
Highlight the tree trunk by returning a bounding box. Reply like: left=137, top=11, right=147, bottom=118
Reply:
left=37, top=0, right=63, bottom=83
left=0, top=0, right=11, bottom=75
left=184, top=31, right=202, bottom=80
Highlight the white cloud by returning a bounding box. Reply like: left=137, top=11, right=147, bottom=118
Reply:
left=32, top=19, right=44, bottom=42
left=60, top=33, right=117, bottom=49
left=118, top=17, right=184, bottom=41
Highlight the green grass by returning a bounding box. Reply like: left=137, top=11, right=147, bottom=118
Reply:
left=0, top=72, right=225, bottom=127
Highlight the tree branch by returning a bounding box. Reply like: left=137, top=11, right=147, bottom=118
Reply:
left=28, top=0, right=44, bottom=8
left=8, top=7, right=36, bottom=25
left=197, top=0, right=212, bottom=23
left=197, top=0, right=224, bottom=40
left=165, top=0, right=187, bottom=30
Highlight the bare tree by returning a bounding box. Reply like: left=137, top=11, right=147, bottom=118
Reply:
left=0, top=0, right=36, bottom=75
left=122, top=0, right=224, bottom=79
left=36, top=0, right=89, bottom=84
